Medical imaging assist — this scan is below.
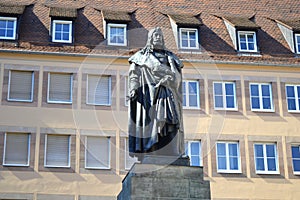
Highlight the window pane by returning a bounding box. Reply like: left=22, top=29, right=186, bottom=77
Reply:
left=191, top=156, right=200, bottom=166
left=0, top=29, right=5, bottom=37
left=228, top=143, right=238, bottom=156
left=248, top=43, right=254, bottom=50
left=262, top=85, right=270, bottom=96
left=267, top=158, right=277, bottom=171
left=251, top=97, right=260, bottom=109
left=214, top=83, right=222, bottom=95
left=292, top=146, right=300, bottom=158
left=48, top=73, right=72, bottom=102
left=182, top=94, right=186, bottom=106
left=288, top=99, right=296, bottom=110
left=239, top=34, right=246, bottom=42
left=293, top=160, right=300, bottom=172
left=218, top=157, right=226, bottom=170
left=266, top=144, right=275, bottom=157
left=4, top=133, right=29, bottom=165
left=262, top=98, right=271, bottom=109
left=226, top=96, right=235, bottom=108
left=189, top=95, right=198, bottom=107
left=55, top=33, right=61, bottom=40
left=63, top=33, right=69, bottom=41
left=191, top=142, right=199, bottom=155
left=247, top=34, right=254, bottom=42
left=217, top=143, right=226, bottom=156
left=56, top=24, right=62, bottom=31
left=0, top=20, right=5, bottom=28
left=215, top=96, right=223, bottom=108
left=229, top=157, right=239, bottom=170
left=255, top=144, right=263, bottom=157
left=181, top=31, right=188, bottom=39
left=181, top=39, right=188, bottom=47
left=250, top=85, right=259, bottom=96
left=225, top=83, right=234, bottom=95
left=286, top=86, right=295, bottom=97
left=298, top=86, right=300, bottom=98
left=256, top=158, right=265, bottom=171
left=9, top=71, right=33, bottom=101
left=188, top=82, right=197, bottom=94
left=240, top=42, right=247, bottom=50
left=63, top=24, right=70, bottom=32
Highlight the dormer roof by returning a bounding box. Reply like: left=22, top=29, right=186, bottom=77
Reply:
left=101, top=10, right=132, bottom=22
left=168, top=14, right=202, bottom=26
left=276, top=19, right=300, bottom=32
left=223, top=16, right=260, bottom=29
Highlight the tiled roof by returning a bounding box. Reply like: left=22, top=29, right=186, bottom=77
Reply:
left=49, top=7, right=78, bottom=18
left=223, top=16, right=260, bottom=29
left=0, top=0, right=300, bottom=65
left=276, top=19, right=300, bottom=32
left=168, top=14, right=202, bottom=26
left=0, top=1, right=30, bottom=15
left=101, top=10, right=132, bottom=22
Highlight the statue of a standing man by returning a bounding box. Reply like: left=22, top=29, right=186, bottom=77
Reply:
left=128, top=27, right=184, bottom=161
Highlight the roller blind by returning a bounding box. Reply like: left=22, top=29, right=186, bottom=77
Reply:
left=45, top=135, right=70, bottom=167
left=85, top=136, right=110, bottom=169
left=87, top=75, right=111, bottom=105
left=4, top=133, right=30, bottom=166
left=8, top=70, right=34, bottom=101
left=48, top=73, right=72, bottom=103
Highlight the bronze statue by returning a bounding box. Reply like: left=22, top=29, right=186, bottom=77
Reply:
left=128, top=27, right=184, bottom=160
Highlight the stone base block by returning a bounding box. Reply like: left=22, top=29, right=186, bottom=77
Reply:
left=117, top=162, right=210, bottom=200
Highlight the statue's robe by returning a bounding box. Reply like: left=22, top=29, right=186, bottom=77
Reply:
left=128, top=49, right=184, bottom=157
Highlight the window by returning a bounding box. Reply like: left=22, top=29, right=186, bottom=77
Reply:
left=0, top=17, right=17, bottom=40
left=295, top=34, right=300, bottom=54
left=213, top=82, right=237, bottom=110
left=3, top=133, right=30, bottom=166
left=182, top=80, right=200, bottom=108
left=216, top=142, right=240, bottom=173
left=254, top=143, right=278, bottom=174
left=238, top=31, right=257, bottom=52
left=45, top=134, right=70, bottom=167
left=87, top=75, right=111, bottom=105
left=125, top=138, right=138, bottom=170
left=7, top=70, right=34, bottom=102
left=47, top=73, right=73, bottom=104
left=85, top=136, right=110, bottom=169
left=107, top=23, right=127, bottom=46
left=185, top=141, right=202, bottom=166
left=291, top=145, right=300, bottom=174
left=52, top=20, right=72, bottom=43
left=286, top=84, right=300, bottom=112
left=250, top=83, right=273, bottom=111
left=179, top=28, right=198, bottom=49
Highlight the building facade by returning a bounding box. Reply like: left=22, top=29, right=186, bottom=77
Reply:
left=0, top=0, right=300, bottom=199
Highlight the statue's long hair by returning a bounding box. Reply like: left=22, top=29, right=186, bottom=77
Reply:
left=142, top=27, right=166, bottom=54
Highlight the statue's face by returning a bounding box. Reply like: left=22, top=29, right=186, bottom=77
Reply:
left=152, top=31, right=163, bottom=49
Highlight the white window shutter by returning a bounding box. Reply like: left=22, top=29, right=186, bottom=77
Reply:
left=48, top=73, right=72, bottom=103
left=87, top=75, right=111, bottom=105
left=45, top=135, right=70, bottom=167
left=8, top=71, right=33, bottom=101
left=4, top=133, right=30, bottom=166
left=85, top=136, right=110, bottom=169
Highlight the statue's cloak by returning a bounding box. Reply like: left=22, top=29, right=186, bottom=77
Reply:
left=128, top=49, right=184, bottom=155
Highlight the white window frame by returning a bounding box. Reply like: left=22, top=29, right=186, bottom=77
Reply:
left=85, top=136, right=111, bottom=170
left=179, top=28, right=199, bottom=49
left=52, top=20, right=73, bottom=43
left=213, top=81, right=237, bottom=110
left=107, top=23, right=127, bottom=46
left=216, top=141, right=241, bottom=173
left=3, top=133, right=30, bottom=167
left=249, top=83, right=274, bottom=112
left=182, top=80, right=200, bottom=109
left=185, top=141, right=202, bottom=167
left=47, top=73, right=73, bottom=104
left=86, top=74, right=111, bottom=106
left=237, top=31, right=257, bottom=52
left=291, top=145, right=300, bottom=175
left=295, top=34, right=300, bottom=54
left=124, top=138, right=138, bottom=170
left=0, top=16, right=17, bottom=40
left=286, top=84, right=300, bottom=112
left=7, top=70, right=34, bottom=102
left=44, top=134, right=71, bottom=168
left=254, top=143, right=279, bottom=174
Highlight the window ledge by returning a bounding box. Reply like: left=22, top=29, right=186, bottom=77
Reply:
left=256, top=171, right=280, bottom=175
left=178, top=50, right=202, bottom=54
left=47, top=101, right=72, bottom=104
left=288, top=110, right=300, bottom=113
left=44, top=165, right=71, bottom=168
left=237, top=52, right=262, bottom=57
left=85, top=167, right=111, bottom=170
left=251, top=109, right=275, bottom=113
left=3, top=164, right=29, bottom=167
left=217, top=170, right=242, bottom=174
left=293, top=172, right=300, bottom=175
left=7, top=99, right=33, bottom=103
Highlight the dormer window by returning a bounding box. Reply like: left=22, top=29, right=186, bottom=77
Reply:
left=168, top=14, right=202, bottom=50
left=275, top=19, right=300, bottom=54
left=223, top=16, right=260, bottom=53
left=101, top=10, right=132, bottom=46
left=238, top=31, right=257, bottom=52
left=179, top=28, right=198, bottom=49
left=49, top=7, right=78, bottom=44
left=0, top=17, right=17, bottom=40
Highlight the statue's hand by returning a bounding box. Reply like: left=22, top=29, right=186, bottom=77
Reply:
left=129, top=89, right=138, bottom=101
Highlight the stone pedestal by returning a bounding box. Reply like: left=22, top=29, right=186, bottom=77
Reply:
left=117, top=157, right=211, bottom=200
